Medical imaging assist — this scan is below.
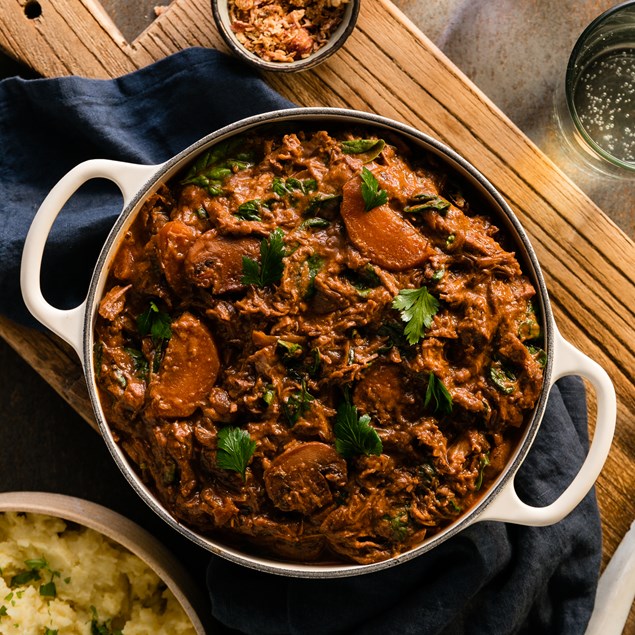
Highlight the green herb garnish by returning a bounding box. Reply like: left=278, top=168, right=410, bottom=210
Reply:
left=241, top=228, right=286, bottom=288
left=262, top=385, right=275, bottom=406
left=45, top=629, right=59, bottom=635
left=424, top=372, right=453, bottom=415
left=304, top=254, right=323, bottom=299
left=181, top=140, right=252, bottom=196
left=137, top=301, right=172, bottom=342
left=334, top=393, right=383, bottom=459
left=489, top=362, right=517, bottom=394
left=124, top=348, right=149, bottom=379
left=39, top=581, right=57, bottom=598
left=404, top=193, right=450, bottom=214
left=276, top=339, right=304, bottom=363
left=282, top=378, right=315, bottom=425
left=273, top=177, right=317, bottom=197
left=234, top=199, right=262, bottom=221
left=384, top=507, right=410, bottom=541
left=299, top=217, right=330, bottom=229
left=10, top=569, right=40, bottom=587
left=475, top=453, right=491, bottom=491
left=216, top=426, right=256, bottom=479
left=392, top=287, right=440, bottom=345
left=341, top=138, right=386, bottom=162
left=305, top=193, right=342, bottom=216
left=432, top=268, right=445, bottom=282
left=0, top=606, right=7, bottom=617
left=360, top=167, right=388, bottom=211
left=527, top=344, right=547, bottom=367
left=344, top=264, right=382, bottom=296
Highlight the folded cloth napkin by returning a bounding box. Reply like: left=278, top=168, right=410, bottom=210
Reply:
left=0, top=47, right=292, bottom=327
left=0, top=47, right=600, bottom=634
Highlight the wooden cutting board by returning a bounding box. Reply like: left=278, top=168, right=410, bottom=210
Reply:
left=1, top=0, right=634, bottom=626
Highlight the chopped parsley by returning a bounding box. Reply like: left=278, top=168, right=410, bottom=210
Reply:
left=392, top=286, right=440, bottom=345
left=424, top=372, right=453, bottom=415
left=334, top=393, right=383, bottom=459
left=241, top=228, right=286, bottom=288
left=216, top=426, right=256, bottom=480
left=39, top=581, right=57, bottom=598
left=136, top=301, right=172, bottom=343
left=10, top=569, right=40, bottom=587
left=90, top=606, right=123, bottom=635
left=0, top=605, right=7, bottom=617
left=282, top=378, right=315, bottom=425
left=360, top=167, right=388, bottom=211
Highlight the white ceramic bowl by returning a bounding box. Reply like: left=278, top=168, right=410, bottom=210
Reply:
left=20, top=108, right=616, bottom=578
left=0, top=491, right=210, bottom=633
left=211, top=0, right=360, bottom=72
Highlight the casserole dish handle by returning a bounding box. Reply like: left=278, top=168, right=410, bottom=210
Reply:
left=479, top=327, right=615, bottom=526
left=21, top=159, right=162, bottom=356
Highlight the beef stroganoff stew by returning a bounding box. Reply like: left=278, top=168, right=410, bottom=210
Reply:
left=94, top=126, right=545, bottom=565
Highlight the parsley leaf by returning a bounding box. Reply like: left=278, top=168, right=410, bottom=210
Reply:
left=424, top=372, right=453, bottom=415
left=360, top=167, right=388, bottom=211
left=241, top=228, right=286, bottom=287
left=137, top=301, right=172, bottom=342
left=334, top=394, right=383, bottom=458
left=216, top=427, right=256, bottom=479
left=392, top=287, right=440, bottom=345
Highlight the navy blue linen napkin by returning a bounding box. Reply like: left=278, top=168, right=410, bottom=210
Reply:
left=0, top=47, right=600, bottom=634
left=0, top=47, right=292, bottom=327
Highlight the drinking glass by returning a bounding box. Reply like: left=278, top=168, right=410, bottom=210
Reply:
left=554, top=0, right=635, bottom=177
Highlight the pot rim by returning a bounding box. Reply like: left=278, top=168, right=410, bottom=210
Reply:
left=82, top=107, right=555, bottom=577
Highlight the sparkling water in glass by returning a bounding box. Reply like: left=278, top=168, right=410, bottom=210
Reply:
left=556, top=1, right=635, bottom=176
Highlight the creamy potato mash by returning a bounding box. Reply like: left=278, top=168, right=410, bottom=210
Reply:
left=0, top=512, right=196, bottom=635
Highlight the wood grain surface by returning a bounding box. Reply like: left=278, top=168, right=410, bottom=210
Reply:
left=1, top=0, right=634, bottom=628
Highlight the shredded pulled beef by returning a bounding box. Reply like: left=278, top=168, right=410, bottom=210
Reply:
left=94, top=127, right=545, bottom=565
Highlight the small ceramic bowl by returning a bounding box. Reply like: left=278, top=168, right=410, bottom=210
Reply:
left=211, top=0, right=360, bottom=72
left=0, top=491, right=210, bottom=634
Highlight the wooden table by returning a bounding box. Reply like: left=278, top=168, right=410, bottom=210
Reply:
left=1, top=0, right=634, bottom=629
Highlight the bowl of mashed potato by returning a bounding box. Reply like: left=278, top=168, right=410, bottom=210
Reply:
left=0, top=492, right=208, bottom=635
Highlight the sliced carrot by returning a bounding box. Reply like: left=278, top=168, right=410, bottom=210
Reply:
left=340, top=175, right=432, bottom=271
left=147, top=312, right=220, bottom=418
